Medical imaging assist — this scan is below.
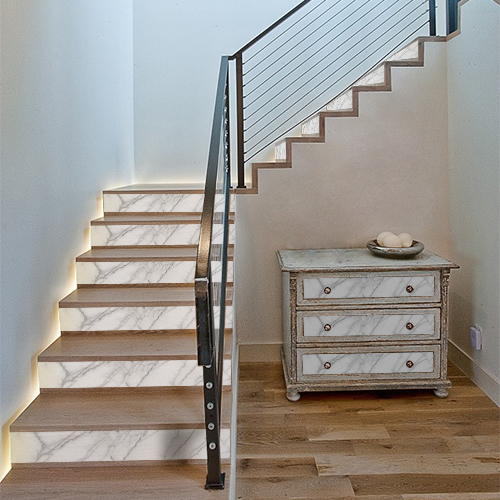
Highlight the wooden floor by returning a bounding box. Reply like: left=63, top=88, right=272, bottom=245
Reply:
left=236, top=362, right=500, bottom=500
left=1, top=362, right=498, bottom=499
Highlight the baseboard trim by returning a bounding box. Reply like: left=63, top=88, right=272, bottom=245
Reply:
left=448, top=340, right=500, bottom=406
left=239, top=343, right=282, bottom=362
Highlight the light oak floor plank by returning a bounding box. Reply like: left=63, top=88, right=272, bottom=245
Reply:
left=236, top=362, right=500, bottom=499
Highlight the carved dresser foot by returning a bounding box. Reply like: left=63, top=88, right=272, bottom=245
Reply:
left=433, top=387, right=449, bottom=398
left=286, top=389, right=301, bottom=402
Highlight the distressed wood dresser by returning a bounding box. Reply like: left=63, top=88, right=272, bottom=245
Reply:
left=277, top=249, right=458, bottom=401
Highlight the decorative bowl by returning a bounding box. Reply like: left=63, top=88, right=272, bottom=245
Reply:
left=366, top=239, right=424, bottom=259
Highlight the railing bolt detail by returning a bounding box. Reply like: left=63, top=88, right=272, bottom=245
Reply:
left=208, top=423, right=215, bottom=431
left=207, top=402, right=214, bottom=410
left=209, top=442, right=217, bottom=450
left=206, top=382, right=213, bottom=389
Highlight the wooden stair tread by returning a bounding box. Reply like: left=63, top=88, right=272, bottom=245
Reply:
left=92, top=214, right=234, bottom=225
left=11, top=387, right=232, bottom=431
left=60, top=287, right=233, bottom=307
left=77, top=247, right=233, bottom=262
left=103, top=183, right=206, bottom=194
left=39, top=331, right=233, bottom=361
left=0, top=464, right=230, bottom=499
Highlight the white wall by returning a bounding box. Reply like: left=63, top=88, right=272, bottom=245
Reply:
left=133, top=0, right=313, bottom=183
left=235, top=41, right=450, bottom=347
left=0, top=0, right=134, bottom=477
left=447, top=0, right=500, bottom=404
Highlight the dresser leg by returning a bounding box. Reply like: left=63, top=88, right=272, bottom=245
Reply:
left=433, top=387, right=449, bottom=398
left=286, top=389, right=301, bottom=402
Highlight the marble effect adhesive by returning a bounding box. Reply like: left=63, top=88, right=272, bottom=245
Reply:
left=103, top=193, right=232, bottom=213
left=303, top=312, right=435, bottom=338
left=302, top=351, right=434, bottom=375
left=303, top=275, right=435, bottom=300
left=301, top=91, right=353, bottom=135
left=104, top=193, right=205, bottom=213
left=77, top=261, right=234, bottom=285
left=38, top=360, right=232, bottom=388
left=91, top=224, right=233, bottom=247
left=11, top=429, right=230, bottom=463
left=59, top=305, right=233, bottom=332
left=355, top=65, right=386, bottom=86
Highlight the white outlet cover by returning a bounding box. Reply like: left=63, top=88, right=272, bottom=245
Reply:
left=469, top=325, right=482, bottom=350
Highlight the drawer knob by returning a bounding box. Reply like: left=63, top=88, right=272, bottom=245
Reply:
left=324, top=324, right=331, bottom=331
left=406, top=360, right=414, bottom=368
left=406, top=322, right=414, bottom=330
left=324, top=287, right=332, bottom=295
left=324, top=362, right=332, bottom=370
left=406, top=285, right=414, bottom=294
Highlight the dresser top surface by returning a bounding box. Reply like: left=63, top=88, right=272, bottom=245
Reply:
left=277, top=248, right=458, bottom=272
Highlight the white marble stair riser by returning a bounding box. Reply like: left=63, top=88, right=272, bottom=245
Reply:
left=91, top=223, right=234, bottom=247
left=301, top=91, right=354, bottom=135
left=325, top=90, right=353, bottom=111
left=103, top=193, right=234, bottom=214
left=355, top=65, right=386, bottom=86
left=302, top=351, right=435, bottom=376
left=38, top=360, right=232, bottom=389
left=302, top=312, right=436, bottom=339
left=59, top=305, right=232, bottom=332
left=76, top=260, right=234, bottom=286
left=275, top=141, right=287, bottom=161
left=303, top=275, right=435, bottom=300
left=11, top=429, right=230, bottom=464
left=301, top=117, right=320, bottom=136
left=387, top=40, right=419, bottom=61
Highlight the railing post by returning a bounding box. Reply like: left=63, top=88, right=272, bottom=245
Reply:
left=428, top=0, right=436, bottom=36
left=203, top=362, right=225, bottom=490
left=446, top=0, right=459, bottom=34
left=235, top=52, right=246, bottom=189
left=225, top=72, right=231, bottom=182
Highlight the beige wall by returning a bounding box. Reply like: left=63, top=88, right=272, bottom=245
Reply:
left=235, top=41, right=450, bottom=347
left=447, top=0, right=500, bottom=404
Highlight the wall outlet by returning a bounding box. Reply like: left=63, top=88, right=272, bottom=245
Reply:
left=469, top=325, right=483, bottom=350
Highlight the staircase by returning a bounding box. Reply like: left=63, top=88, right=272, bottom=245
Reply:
left=240, top=36, right=444, bottom=194
left=7, top=185, right=234, bottom=487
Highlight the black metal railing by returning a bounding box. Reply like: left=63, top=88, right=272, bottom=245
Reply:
left=231, top=0, right=439, bottom=188
left=195, top=55, right=231, bottom=490
left=196, top=0, right=461, bottom=488
left=447, top=0, right=460, bottom=34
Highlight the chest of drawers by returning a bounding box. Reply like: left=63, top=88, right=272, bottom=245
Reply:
left=277, top=248, right=458, bottom=401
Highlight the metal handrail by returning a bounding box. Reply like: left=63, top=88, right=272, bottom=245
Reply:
left=233, top=0, right=315, bottom=56
left=195, top=55, right=231, bottom=490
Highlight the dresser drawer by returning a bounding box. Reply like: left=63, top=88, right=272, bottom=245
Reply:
left=297, top=345, right=440, bottom=381
left=298, top=271, right=440, bottom=305
left=298, top=309, right=439, bottom=343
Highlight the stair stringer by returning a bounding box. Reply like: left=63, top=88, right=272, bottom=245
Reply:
left=237, top=36, right=446, bottom=195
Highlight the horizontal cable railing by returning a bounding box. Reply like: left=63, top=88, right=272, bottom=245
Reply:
left=195, top=55, right=231, bottom=490
left=232, top=0, right=437, bottom=188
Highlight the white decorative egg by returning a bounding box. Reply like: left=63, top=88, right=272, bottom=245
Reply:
left=398, top=232, right=413, bottom=248
left=382, top=233, right=403, bottom=248
left=376, top=231, right=392, bottom=245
